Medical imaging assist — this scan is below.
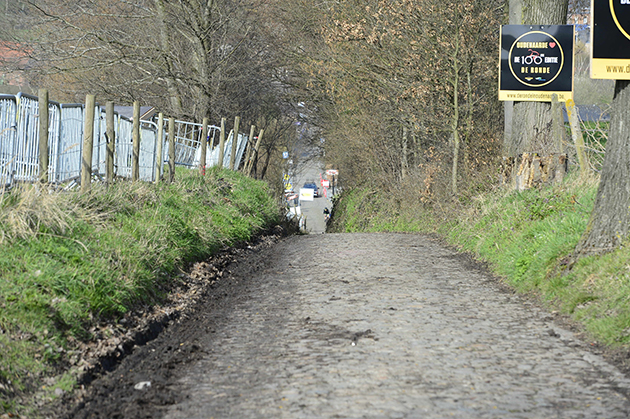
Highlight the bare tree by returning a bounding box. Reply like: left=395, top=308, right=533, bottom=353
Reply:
left=290, top=0, right=503, bottom=196
left=22, top=0, right=289, bottom=123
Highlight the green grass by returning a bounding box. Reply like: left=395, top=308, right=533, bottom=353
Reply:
left=0, top=167, right=280, bottom=415
left=332, top=173, right=630, bottom=348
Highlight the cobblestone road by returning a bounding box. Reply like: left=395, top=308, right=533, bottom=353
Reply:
left=163, top=233, right=630, bottom=419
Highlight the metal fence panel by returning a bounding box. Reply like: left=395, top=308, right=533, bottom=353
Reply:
left=164, top=119, right=224, bottom=169
left=116, top=116, right=134, bottom=179
left=139, top=121, right=157, bottom=182
left=234, top=133, right=248, bottom=170
left=54, top=104, right=83, bottom=183
left=222, top=131, right=247, bottom=169
left=0, top=92, right=245, bottom=188
left=0, top=94, right=18, bottom=186
left=46, top=100, right=62, bottom=182
left=93, top=107, right=107, bottom=178
left=13, top=93, right=40, bottom=182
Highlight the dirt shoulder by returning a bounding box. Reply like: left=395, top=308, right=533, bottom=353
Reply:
left=39, top=227, right=287, bottom=419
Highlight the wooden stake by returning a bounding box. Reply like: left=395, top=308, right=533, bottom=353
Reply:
left=246, top=128, right=264, bottom=176
left=566, top=99, right=589, bottom=177
left=243, top=124, right=255, bottom=173
left=106, top=101, right=115, bottom=185
left=81, top=95, right=96, bottom=193
left=132, top=101, right=140, bottom=181
left=230, top=116, right=240, bottom=170
left=168, top=116, right=175, bottom=183
left=38, top=89, right=49, bottom=183
left=218, top=117, right=226, bottom=168
left=155, top=112, right=164, bottom=183
left=200, top=117, right=209, bottom=175
left=551, top=94, right=565, bottom=153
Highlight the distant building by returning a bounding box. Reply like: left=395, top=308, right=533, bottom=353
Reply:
left=569, top=7, right=591, bottom=44
left=0, top=42, right=32, bottom=94
left=113, top=106, right=157, bottom=121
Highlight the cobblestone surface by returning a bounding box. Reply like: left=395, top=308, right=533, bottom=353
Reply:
left=163, top=233, right=630, bottom=419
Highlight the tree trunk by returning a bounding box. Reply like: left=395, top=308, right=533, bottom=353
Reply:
left=575, top=80, right=630, bottom=255
left=154, top=0, right=183, bottom=117
left=451, top=27, right=460, bottom=196
left=509, top=101, right=557, bottom=156
left=503, top=0, right=522, bottom=155
left=506, top=0, right=568, bottom=157
left=260, top=149, right=273, bottom=180
left=401, top=125, right=408, bottom=180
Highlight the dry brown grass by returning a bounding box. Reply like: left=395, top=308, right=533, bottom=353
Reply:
left=0, top=184, right=101, bottom=243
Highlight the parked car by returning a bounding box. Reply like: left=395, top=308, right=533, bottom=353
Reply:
left=302, top=181, right=319, bottom=197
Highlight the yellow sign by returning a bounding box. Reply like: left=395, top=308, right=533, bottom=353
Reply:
left=498, top=91, right=573, bottom=101
left=591, top=0, right=630, bottom=80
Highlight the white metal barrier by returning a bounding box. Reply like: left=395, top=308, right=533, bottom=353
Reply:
left=0, top=93, right=253, bottom=188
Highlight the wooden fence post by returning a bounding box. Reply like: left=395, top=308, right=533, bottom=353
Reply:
left=155, top=112, right=164, bottom=183
left=230, top=116, right=240, bottom=170
left=217, top=117, right=226, bottom=168
left=38, top=88, right=49, bottom=183
left=243, top=124, right=255, bottom=173
left=200, top=117, right=209, bottom=175
left=551, top=94, right=565, bottom=153
left=168, top=116, right=175, bottom=183
left=81, top=94, right=96, bottom=193
left=246, top=128, right=264, bottom=176
left=566, top=99, right=589, bottom=177
left=106, top=101, right=115, bottom=185
left=132, top=101, right=140, bottom=181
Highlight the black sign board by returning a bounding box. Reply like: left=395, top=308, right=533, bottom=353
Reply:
left=591, top=0, right=630, bottom=79
left=499, top=25, right=574, bottom=101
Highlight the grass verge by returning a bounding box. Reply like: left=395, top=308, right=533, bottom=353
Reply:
left=0, top=167, right=281, bottom=416
left=331, top=173, right=630, bottom=349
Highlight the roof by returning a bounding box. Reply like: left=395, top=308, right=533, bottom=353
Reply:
left=0, top=42, right=30, bottom=63
left=113, top=106, right=156, bottom=120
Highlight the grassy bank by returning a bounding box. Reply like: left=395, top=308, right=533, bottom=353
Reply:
left=0, top=167, right=280, bottom=415
left=330, top=174, right=630, bottom=349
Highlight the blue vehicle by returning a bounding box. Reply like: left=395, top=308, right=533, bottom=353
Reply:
left=302, top=182, right=319, bottom=197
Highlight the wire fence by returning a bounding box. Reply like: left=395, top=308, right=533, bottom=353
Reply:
left=563, top=103, right=609, bottom=173
left=0, top=92, right=249, bottom=188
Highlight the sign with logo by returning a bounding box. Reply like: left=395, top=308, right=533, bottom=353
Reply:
left=591, top=0, right=630, bottom=79
left=326, top=169, right=339, bottom=176
left=499, top=25, right=574, bottom=101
